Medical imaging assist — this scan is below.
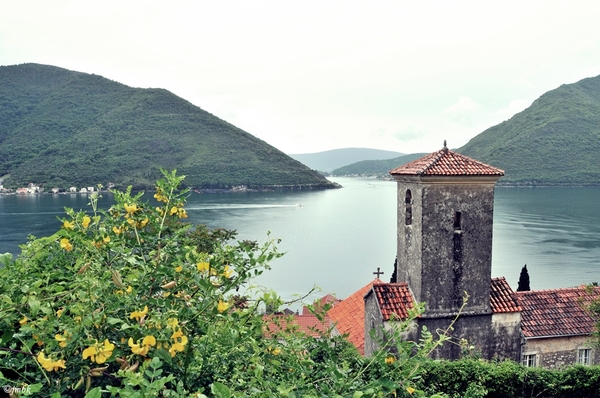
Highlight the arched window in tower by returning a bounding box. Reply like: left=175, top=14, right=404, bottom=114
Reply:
left=405, top=190, right=412, bottom=225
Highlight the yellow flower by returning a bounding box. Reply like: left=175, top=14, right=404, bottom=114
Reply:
left=55, top=331, right=69, bottom=348
left=127, top=218, right=136, bottom=226
left=170, top=206, right=179, bottom=215
left=19, top=316, right=28, bottom=325
left=168, top=330, right=188, bottom=357
left=82, top=216, right=91, bottom=228
left=60, top=238, right=73, bottom=252
left=385, top=356, right=396, bottom=365
left=167, top=318, right=179, bottom=328
left=37, top=352, right=66, bottom=372
left=217, top=299, right=229, bottom=313
left=103, top=235, right=111, bottom=243
left=124, top=203, right=138, bottom=214
left=267, top=346, right=281, bottom=355
left=63, top=220, right=74, bottom=230
left=128, top=336, right=155, bottom=356
left=126, top=286, right=133, bottom=294
left=56, top=308, right=64, bottom=317
left=130, top=305, right=148, bottom=321
left=139, top=217, right=149, bottom=227
left=406, top=386, right=416, bottom=395
left=197, top=262, right=209, bottom=273
left=113, top=226, right=122, bottom=235
left=83, top=339, right=115, bottom=364
left=175, top=265, right=183, bottom=273
left=222, top=265, right=233, bottom=279
left=178, top=209, right=188, bottom=219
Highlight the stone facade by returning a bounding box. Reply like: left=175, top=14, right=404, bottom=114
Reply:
left=522, top=336, right=598, bottom=368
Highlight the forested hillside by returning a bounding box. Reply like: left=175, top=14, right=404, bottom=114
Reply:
left=0, top=63, right=335, bottom=190
left=332, top=75, right=600, bottom=185
left=458, top=75, right=600, bottom=185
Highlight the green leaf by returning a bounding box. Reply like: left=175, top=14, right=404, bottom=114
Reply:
left=28, top=298, right=40, bottom=316
left=211, top=382, right=231, bottom=398
left=0, top=252, right=12, bottom=266
left=153, top=348, right=173, bottom=365
left=107, top=317, right=123, bottom=325
left=85, top=387, right=103, bottom=398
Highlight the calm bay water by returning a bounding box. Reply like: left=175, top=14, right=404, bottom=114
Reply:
left=1, top=177, right=600, bottom=302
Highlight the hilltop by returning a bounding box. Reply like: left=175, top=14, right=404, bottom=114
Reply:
left=0, top=63, right=336, bottom=190
left=458, top=75, right=600, bottom=185
left=332, top=74, right=600, bottom=185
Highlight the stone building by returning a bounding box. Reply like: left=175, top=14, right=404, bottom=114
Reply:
left=355, top=142, right=600, bottom=366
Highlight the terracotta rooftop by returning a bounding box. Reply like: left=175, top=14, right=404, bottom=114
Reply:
left=263, top=314, right=330, bottom=338
left=389, top=142, right=504, bottom=177
left=327, top=279, right=383, bottom=354
left=368, top=283, right=415, bottom=321
left=516, top=285, right=600, bottom=338
left=490, top=277, right=522, bottom=313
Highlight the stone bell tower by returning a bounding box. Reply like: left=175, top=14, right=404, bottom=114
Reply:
left=389, top=141, right=504, bottom=358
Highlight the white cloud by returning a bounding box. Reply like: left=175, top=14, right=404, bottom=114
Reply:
left=444, top=97, right=480, bottom=115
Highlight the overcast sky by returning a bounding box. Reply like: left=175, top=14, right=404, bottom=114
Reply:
left=2, top=1, right=600, bottom=154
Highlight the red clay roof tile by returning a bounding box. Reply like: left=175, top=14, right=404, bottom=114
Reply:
left=516, top=285, right=600, bottom=338
left=389, top=145, right=504, bottom=177
left=369, top=283, right=415, bottom=321
left=327, top=279, right=384, bottom=354
left=491, top=277, right=522, bottom=313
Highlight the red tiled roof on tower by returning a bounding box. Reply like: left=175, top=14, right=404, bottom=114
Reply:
left=328, top=279, right=383, bottom=354
left=516, top=285, right=600, bottom=338
left=490, top=277, right=522, bottom=313
left=369, top=283, right=415, bottom=321
left=389, top=141, right=504, bottom=177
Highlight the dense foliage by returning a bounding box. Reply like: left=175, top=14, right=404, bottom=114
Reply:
left=0, top=170, right=447, bottom=397
left=0, top=63, right=334, bottom=190
left=416, top=359, right=600, bottom=398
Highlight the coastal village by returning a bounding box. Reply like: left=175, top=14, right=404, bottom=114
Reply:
left=269, top=144, right=600, bottom=369
left=0, top=181, right=115, bottom=194
left=3, top=145, right=600, bottom=371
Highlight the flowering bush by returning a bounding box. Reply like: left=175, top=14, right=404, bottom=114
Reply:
left=0, top=170, right=445, bottom=397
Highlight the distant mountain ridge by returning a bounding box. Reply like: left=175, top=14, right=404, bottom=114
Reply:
left=331, top=74, right=600, bottom=185
left=289, top=148, right=404, bottom=172
left=0, top=63, right=336, bottom=190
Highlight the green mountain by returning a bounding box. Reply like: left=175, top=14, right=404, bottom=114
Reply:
left=289, top=148, right=404, bottom=173
left=332, top=75, right=600, bottom=186
left=331, top=153, right=426, bottom=176
left=0, top=63, right=335, bottom=190
left=457, top=75, right=600, bottom=185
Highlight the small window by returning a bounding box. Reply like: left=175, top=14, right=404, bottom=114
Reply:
left=405, top=190, right=412, bottom=225
left=522, top=354, right=537, bottom=367
left=453, top=211, right=462, bottom=231
left=578, top=348, right=591, bottom=365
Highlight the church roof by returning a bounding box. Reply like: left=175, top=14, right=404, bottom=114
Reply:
left=389, top=142, right=504, bottom=177
left=367, top=283, right=415, bottom=321
left=327, top=278, right=383, bottom=355
left=516, top=285, right=600, bottom=338
left=490, top=277, right=522, bottom=313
